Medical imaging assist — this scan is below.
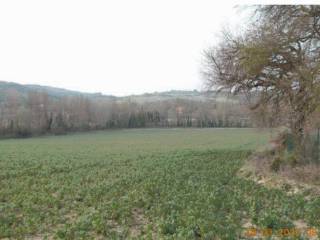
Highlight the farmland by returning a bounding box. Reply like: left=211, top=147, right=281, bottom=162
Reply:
left=0, top=128, right=319, bottom=239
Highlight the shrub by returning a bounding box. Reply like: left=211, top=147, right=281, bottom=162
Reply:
left=270, top=156, right=282, bottom=172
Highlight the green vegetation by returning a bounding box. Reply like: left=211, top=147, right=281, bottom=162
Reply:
left=0, top=129, right=319, bottom=239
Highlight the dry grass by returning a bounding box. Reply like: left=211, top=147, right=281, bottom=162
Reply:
left=239, top=151, right=320, bottom=199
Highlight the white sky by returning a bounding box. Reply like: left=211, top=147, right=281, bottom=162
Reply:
left=0, top=0, right=312, bottom=96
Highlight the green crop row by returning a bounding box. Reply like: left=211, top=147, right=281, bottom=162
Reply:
left=0, top=129, right=318, bottom=239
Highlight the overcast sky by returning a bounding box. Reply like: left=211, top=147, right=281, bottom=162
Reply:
left=0, top=1, right=268, bottom=95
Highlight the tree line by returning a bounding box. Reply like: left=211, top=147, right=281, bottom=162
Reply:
left=0, top=89, right=252, bottom=138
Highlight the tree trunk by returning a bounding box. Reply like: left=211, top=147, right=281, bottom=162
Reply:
left=290, top=114, right=306, bottom=162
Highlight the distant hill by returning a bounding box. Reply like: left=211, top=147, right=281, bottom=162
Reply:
left=0, top=81, right=115, bottom=102
left=119, top=90, right=239, bottom=103
left=0, top=81, right=239, bottom=103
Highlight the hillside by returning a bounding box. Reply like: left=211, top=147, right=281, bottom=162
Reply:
left=0, top=81, right=115, bottom=102
left=0, top=81, right=238, bottom=103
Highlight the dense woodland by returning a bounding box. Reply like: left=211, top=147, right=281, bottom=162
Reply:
left=0, top=88, right=251, bottom=137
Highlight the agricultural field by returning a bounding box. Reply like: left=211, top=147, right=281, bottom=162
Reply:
left=0, top=128, right=319, bottom=239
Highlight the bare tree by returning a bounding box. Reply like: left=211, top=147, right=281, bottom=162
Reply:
left=203, top=5, right=320, bottom=158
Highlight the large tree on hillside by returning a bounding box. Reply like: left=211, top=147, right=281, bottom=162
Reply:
left=204, top=5, right=320, bottom=157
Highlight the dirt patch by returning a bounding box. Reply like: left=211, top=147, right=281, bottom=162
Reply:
left=65, top=210, right=78, bottom=223
left=129, top=208, right=159, bottom=238
left=129, top=208, right=150, bottom=238
left=24, top=234, right=54, bottom=240
left=106, top=219, right=123, bottom=234
left=238, top=152, right=320, bottom=199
